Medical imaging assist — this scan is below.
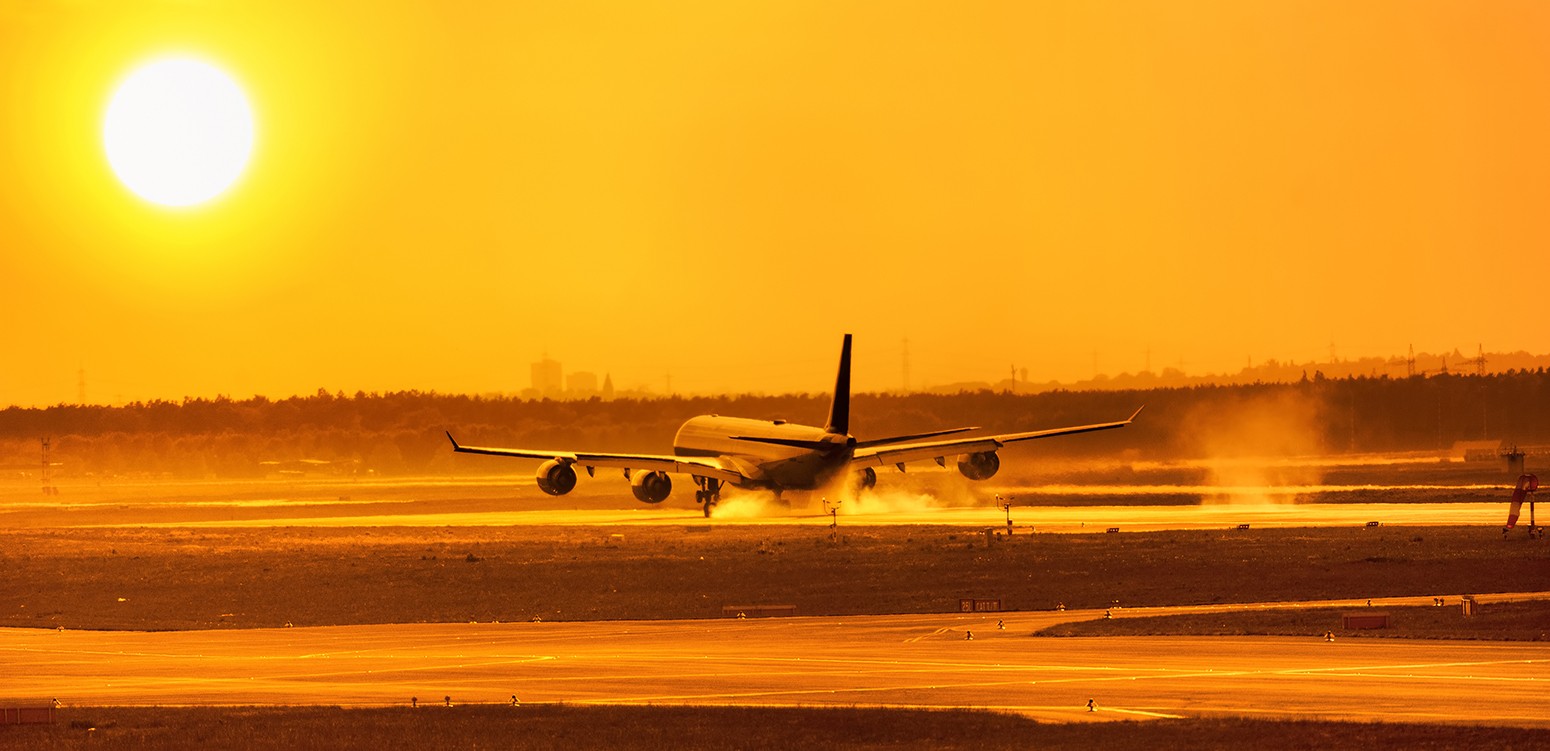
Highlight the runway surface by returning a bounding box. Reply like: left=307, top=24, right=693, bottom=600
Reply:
left=101, top=501, right=1512, bottom=531
left=6, top=593, right=1547, bottom=726
left=3, top=465, right=1519, bottom=531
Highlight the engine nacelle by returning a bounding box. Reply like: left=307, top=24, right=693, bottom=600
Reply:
left=956, top=451, right=1000, bottom=481
left=631, top=470, right=672, bottom=503
left=536, top=459, right=578, bottom=496
left=854, top=466, right=877, bottom=489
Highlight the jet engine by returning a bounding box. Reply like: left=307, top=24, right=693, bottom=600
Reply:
left=956, top=451, right=1000, bottom=481
left=536, top=459, right=578, bottom=496
left=631, top=470, right=672, bottom=503
left=854, top=466, right=877, bottom=490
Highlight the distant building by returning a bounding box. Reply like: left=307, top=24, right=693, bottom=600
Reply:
left=567, top=371, right=599, bottom=397
left=531, top=356, right=563, bottom=398
left=602, top=373, right=615, bottom=401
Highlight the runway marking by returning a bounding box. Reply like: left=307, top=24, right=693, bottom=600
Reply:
left=1279, top=658, right=1550, bottom=674
left=1100, top=707, right=1186, bottom=719
left=1014, top=670, right=1260, bottom=686
left=560, top=681, right=1043, bottom=704
left=0, top=646, right=215, bottom=660
left=521, top=670, right=1253, bottom=705
left=1186, top=705, right=1550, bottom=725
left=255, top=656, right=559, bottom=681
left=903, top=627, right=957, bottom=643
left=551, top=699, right=1133, bottom=720
left=1282, top=671, right=1550, bottom=683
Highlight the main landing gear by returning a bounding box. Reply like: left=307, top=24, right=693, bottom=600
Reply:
left=695, top=477, right=723, bottom=518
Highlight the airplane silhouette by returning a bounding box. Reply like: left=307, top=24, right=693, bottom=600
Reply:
left=448, top=334, right=1140, bottom=516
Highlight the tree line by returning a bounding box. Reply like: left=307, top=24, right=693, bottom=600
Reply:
left=3, top=370, right=1548, bottom=478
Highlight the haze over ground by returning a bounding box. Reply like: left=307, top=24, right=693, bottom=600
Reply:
left=3, top=2, right=1547, bottom=406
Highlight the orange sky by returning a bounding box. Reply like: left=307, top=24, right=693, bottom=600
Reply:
left=2, top=1, right=1547, bottom=406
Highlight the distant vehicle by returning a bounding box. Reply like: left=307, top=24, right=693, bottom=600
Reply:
left=447, top=335, right=1140, bottom=516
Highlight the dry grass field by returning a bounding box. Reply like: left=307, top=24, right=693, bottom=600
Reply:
left=0, top=706, right=1542, bottom=751
left=1, top=524, right=1543, bottom=630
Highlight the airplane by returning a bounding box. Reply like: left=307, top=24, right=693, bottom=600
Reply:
left=446, top=335, right=1140, bottom=517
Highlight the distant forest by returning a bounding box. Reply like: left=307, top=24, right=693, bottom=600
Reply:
left=3, top=370, right=1550, bottom=478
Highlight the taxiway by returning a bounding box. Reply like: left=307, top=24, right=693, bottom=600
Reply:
left=5, top=594, right=1547, bottom=726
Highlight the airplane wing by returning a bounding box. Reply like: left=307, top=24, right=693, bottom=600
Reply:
left=850, top=407, right=1142, bottom=468
left=445, top=432, right=746, bottom=484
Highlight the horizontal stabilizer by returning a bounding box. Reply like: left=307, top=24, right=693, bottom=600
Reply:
left=730, top=435, right=835, bottom=451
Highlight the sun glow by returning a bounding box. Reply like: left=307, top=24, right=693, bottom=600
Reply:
left=103, top=58, right=254, bottom=207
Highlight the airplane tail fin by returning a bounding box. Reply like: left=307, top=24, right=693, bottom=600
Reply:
left=825, top=334, right=852, bottom=435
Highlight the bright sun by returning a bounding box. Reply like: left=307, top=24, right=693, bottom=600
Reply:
left=104, top=58, right=254, bottom=208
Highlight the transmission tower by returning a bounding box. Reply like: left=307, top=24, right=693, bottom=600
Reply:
left=1462, top=343, right=1487, bottom=376
left=901, top=338, right=911, bottom=392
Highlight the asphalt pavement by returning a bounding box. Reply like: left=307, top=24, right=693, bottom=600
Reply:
left=5, top=594, right=1547, bottom=726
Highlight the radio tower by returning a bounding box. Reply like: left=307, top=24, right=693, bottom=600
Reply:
left=901, top=338, right=911, bottom=393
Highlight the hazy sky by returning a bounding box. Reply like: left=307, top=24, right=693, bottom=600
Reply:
left=2, top=1, right=1547, bottom=406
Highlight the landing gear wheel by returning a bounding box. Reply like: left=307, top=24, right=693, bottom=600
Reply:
left=695, top=478, right=722, bottom=518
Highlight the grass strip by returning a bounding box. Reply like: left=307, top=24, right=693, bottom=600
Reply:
left=1, top=705, right=1540, bottom=751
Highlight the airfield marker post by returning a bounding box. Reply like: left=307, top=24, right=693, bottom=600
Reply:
left=996, top=494, right=1014, bottom=534
left=823, top=497, right=840, bottom=529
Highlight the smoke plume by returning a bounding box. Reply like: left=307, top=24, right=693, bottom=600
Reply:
left=1179, top=388, right=1330, bottom=504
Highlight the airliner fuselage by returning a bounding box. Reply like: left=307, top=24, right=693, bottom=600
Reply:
left=673, top=415, right=853, bottom=491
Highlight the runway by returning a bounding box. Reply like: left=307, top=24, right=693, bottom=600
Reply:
left=5, top=594, right=1547, bottom=726
left=3, top=467, right=1518, bottom=531
left=100, top=501, right=1512, bottom=531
